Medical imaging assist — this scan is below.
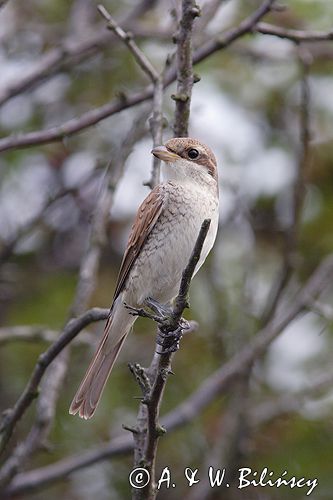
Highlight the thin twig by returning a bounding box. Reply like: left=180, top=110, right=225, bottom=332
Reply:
left=0, top=110, right=149, bottom=490
left=0, top=0, right=165, bottom=108
left=0, top=168, right=100, bottom=265
left=146, top=76, right=164, bottom=189
left=250, top=370, right=333, bottom=428
left=172, top=0, right=200, bottom=137
left=6, top=254, right=333, bottom=496
left=97, top=4, right=164, bottom=189
left=0, top=326, right=94, bottom=346
left=0, top=0, right=278, bottom=154
left=131, top=219, right=211, bottom=500
left=192, top=0, right=276, bottom=63
left=97, top=5, right=159, bottom=83
left=255, top=22, right=333, bottom=43
left=260, top=47, right=312, bottom=325
left=0, top=308, right=109, bottom=457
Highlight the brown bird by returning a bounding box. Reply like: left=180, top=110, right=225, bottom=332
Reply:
left=69, top=137, right=219, bottom=419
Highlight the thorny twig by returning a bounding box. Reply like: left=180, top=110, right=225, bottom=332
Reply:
left=0, top=0, right=332, bottom=498
left=129, top=219, right=211, bottom=500
left=4, top=253, right=333, bottom=496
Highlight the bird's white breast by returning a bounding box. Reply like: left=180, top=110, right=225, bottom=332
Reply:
left=124, top=182, right=219, bottom=306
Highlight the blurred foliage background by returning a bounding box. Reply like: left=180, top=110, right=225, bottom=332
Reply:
left=0, top=0, right=333, bottom=499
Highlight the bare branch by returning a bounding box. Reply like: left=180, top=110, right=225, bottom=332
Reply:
left=311, top=300, right=333, bottom=322
left=0, top=350, right=68, bottom=488
left=0, top=109, right=149, bottom=493
left=172, top=0, right=200, bottom=137
left=255, top=22, right=333, bottom=43
left=5, top=435, right=133, bottom=497
left=97, top=3, right=164, bottom=189
left=0, top=33, right=108, bottom=107
left=0, top=0, right=165, bottom=108
left=146, top=76, right=164, bottom=189
left=0, top=168, right=100, bottom=265
left=0, top=0, right=277, bottom=154
left=0, top=326, right=94, bottom=346
left=97, top=5, right=159, bottom=83
left=162, top=254, right=333, bottom=430
left=192, top=0, right=276, bottom=63
left=0, top=308, right=109, bottom=457
left=250, top=370, right=333, bottom=429
left=2, top=2, right=330, bottom=155
left=0, top=87, right=153, bottom=153
left=131, top=219, right=211, bottom=500
left=6, top=254, right=333, bottom=495
left=260, top=48, right=312, bottom=324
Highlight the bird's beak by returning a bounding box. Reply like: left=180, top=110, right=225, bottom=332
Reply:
left=151, top=145, right=179, bottom=162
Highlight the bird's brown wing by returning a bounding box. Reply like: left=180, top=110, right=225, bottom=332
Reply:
left=112, top=184, right=166, bottom=303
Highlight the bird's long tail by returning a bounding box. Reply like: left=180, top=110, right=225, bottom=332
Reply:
left=69, top=299, right=133, bottom=419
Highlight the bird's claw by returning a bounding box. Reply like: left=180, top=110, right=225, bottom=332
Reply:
left=156, top=326, right=183, bottom=354
left=144, top=297, right=172, bottom=319
left=124, top=302, right=145, bottom=317
left=124, top=299, right=191, bottom=355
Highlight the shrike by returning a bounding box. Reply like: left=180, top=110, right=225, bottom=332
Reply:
left=70, top=137, right=219, bottom=419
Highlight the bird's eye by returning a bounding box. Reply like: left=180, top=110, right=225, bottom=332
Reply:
left=187, top=148, right=199, bottom=159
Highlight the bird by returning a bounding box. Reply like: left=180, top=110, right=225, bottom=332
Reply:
left=69, top=137, right=219, bottom=419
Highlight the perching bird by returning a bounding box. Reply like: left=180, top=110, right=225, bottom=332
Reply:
left=69, top=137, right=219, bottom=419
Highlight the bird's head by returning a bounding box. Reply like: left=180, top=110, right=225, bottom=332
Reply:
left=151, top=137, right=218, bottom=188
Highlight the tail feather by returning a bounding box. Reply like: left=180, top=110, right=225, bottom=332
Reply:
left=69, top=303, right=132, bottom=419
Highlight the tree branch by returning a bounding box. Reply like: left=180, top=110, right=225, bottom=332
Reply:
left=130, top=219, right=211, bottom=500
left=161, top=254, right=333, bottom=429
left=250, top=370, right=333, bottom=428
left=0, top=0, right=165, bottom=108
left=192, top=0, right=276, bottom=63
left=97, top=3, right=164, bottom=189
left=0, top=308, right=109, bottom=458
left=0, top=109, right=149, bottom=491
left=0, top=325, right=94, bottom=346
left=97, top=5, right=160, bottom=83
left=255, top=22, right=333, bottom=43
left=6, top=253, right=333, bottom=496
left=172, top=0, right=200, bottom=137
left=260, top=47, right=312, bottom=325
left=0, top=0, right=278, bottom=154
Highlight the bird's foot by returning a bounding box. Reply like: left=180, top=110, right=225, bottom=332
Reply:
left=124, top=302, right=162, bottom=323
left=156, top=325, right=184, bottom=354
left=144, top=297, right=173, bottom=320
left=125, top=298, right=192, bottom=355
